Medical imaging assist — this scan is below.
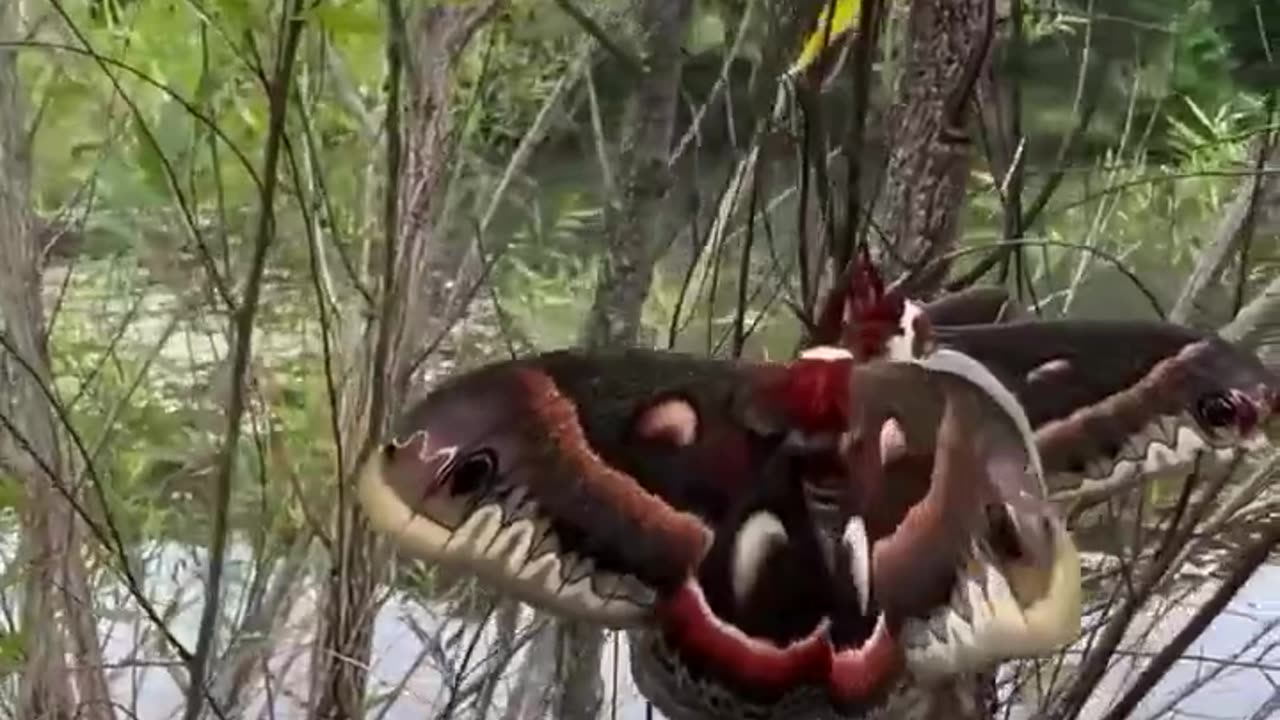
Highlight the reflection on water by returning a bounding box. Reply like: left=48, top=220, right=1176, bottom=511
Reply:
left=1069, top=563, right=1280, bottom=720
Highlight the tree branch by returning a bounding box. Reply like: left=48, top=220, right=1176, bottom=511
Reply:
left=1171, top=128, right=1280, bottom=326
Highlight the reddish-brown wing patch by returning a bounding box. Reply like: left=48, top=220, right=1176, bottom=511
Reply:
left=515, top=368, right=713, bottom=576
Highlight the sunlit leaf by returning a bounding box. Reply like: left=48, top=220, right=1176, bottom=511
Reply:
left=790, top=0, right=862, bottom=75
left=1181, top=95, right=1217, bottom=138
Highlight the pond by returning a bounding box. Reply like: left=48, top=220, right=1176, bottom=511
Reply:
left=20, top=539, right=1271, bottom=720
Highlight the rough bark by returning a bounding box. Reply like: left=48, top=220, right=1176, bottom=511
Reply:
left=390, top=3, right=499, bottom=389
left=306, top=4, right=498, bottom=719
left=0, top=5, right=113, bottom=719
left=403, top=2, right=505, bottom=376
left=873, top=0, right=994, bottom=298
left=579, top=0, right=694, bottom=349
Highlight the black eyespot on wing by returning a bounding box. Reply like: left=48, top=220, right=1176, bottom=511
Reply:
left=1195, top=393, right=1236, bottom=429
left=449, top=448, right=498, bottom=495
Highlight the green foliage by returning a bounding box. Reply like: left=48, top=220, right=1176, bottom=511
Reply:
left=308, top=1, right=383, bottom=38
left=1013, top=1, right=1273, bottom=162
left=498, top=190, right=603, bottom=348
left=0, top=476, right=21, bottom=516
left=454, top=3, right=597, bottom=155
left=1208, top=0, right=1280, bottom=91
left=34, top=258, right=341, bottom=551
left=0, top=626, right=27, bottom=671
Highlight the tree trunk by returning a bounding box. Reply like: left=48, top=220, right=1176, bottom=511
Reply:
left=579, top=0, right=694, bottom=350
left=306, top=4, right=497, bottom=718
left=0, top=5, right=113, bottom=719
left=874, top=0, right=994, bottom=297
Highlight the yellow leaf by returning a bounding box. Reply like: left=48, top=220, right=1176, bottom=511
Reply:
left=789, top=0, right=863, bottom=76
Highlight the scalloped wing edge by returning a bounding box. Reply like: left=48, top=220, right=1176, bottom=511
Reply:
left=898, top=349, right=1081, bottom=677
left=356, top=444, right=655, bottom=627
left=903, top=521, right=1081, bottom=679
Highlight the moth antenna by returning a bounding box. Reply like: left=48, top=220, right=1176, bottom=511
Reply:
left=807, top=245, right=912, bottom=360
left=841, top=245, right=908, bottom=360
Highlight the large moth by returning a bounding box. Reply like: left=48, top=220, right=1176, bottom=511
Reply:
left=357, top=348, right=1081, bottom=719
left=357, top=261, right=1277, bottom=720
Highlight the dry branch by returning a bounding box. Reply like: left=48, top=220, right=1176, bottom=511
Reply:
left=182, top=3, right=310, bottom=719
left=423, top=38, right=594, bottom=369
left=1099, top=516, right=1280, bottom=720
left=1171, top=132, right=1280, bottom=327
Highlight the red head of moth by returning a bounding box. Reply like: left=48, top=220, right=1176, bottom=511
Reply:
left=812, top=247, right=908, bottom=361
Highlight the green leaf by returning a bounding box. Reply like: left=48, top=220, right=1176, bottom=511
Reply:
left=0, top=476, right=22, bottom=513
left=212, top=0, right=255, bottom=29
left=0, top=628, right=27, bottom=669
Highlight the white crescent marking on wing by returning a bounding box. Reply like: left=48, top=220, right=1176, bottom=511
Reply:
left=914, top=347, right=1047, bottom=493
left=731, top=511, right=789, bottom=607
left=356, top=449, right=654, bottom=625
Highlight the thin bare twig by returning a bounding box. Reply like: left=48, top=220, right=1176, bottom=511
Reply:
left=182, top=2, right=309, bottom=718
